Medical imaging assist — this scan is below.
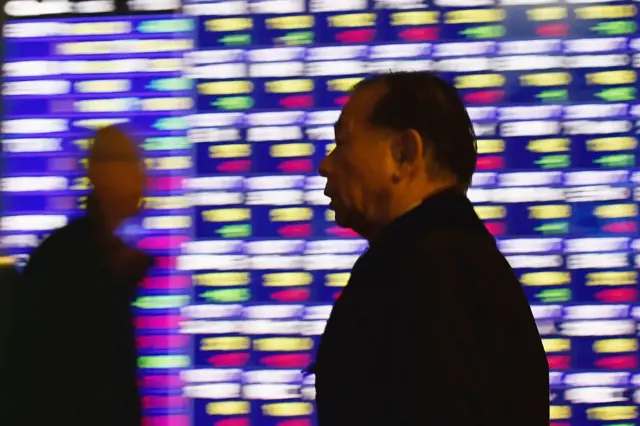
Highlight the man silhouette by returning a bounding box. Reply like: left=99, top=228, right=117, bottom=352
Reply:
left=7, top=125, right=153, bottom=426
left=311, top=71, right=549, bottom=426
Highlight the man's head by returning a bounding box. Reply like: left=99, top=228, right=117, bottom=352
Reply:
left=87, top=125, right=146, bottom=228
left=318, top=71, right=477, bottom=239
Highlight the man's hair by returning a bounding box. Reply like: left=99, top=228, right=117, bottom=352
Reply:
left=354, top=71, right=477, bottom=189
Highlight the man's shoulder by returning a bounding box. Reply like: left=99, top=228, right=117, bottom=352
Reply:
left=417, top=227, right=501, bottom=262
left=403, top=228, right=518, bottom=291
left=45, top=216, right=89, bottom=241
left=29, top=217, right=91, bottom=261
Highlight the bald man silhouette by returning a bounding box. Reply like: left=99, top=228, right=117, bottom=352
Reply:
left=7, top=126, right=154, bottom=426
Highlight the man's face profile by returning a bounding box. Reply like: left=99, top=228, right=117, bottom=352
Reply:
left=93, top=161, right=146, bottom=219
left=88, top=126, right=147, bottom=223
left=317, top=84, right=397, bottom=235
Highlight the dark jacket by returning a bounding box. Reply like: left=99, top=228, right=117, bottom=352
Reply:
left=0, top=262, right=20, bottom=367
left=312, top=189, right=549, bottom=426
left=5, top=202, right=153, bottom=426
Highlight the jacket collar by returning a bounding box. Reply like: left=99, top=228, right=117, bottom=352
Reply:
left=367, top=188, right=485, bottom=255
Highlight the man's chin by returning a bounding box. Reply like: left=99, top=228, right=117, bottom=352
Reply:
left=330, top=202, right=352, bottom=226
left=332, top=208, right=350, bottom=229
left=332, top=208, right=364, bottom=236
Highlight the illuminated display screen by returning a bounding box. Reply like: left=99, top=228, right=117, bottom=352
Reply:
left=1, top=0, right=640, bottom=424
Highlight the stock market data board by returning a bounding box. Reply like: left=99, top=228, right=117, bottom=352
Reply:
left=2, top=0, right=640, bottom=424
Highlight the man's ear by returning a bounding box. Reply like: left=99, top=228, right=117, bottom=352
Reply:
left=391, top=129, right=424, bottom=177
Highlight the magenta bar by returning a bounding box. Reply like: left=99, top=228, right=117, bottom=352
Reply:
left=140, top=375, right=184, bottom=390
left=142, top=415, right=189, bottom=426
left=137, top=335, right=190, bottom=350
left=155, top=256, right=176, bottom=270
left=143, top=395, right=189, bottom=410
left=138, top=235, right=190, bottom=251
left=147, top=176, right=185, bottom=191
left=135, top=315, right=183, bottom=330
left=140, top=276, right=191, bottom=289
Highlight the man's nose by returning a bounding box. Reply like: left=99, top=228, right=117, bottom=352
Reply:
left=318, top=155, right=331, bottom=177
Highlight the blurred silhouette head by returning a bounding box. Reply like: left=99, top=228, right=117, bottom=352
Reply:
left=87, top=125, right=146, bottom=230
left=318, top=71, right=477, bottom=240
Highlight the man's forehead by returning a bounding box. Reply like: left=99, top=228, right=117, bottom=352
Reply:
left=90, top=125, right=140, bottom=163
left=336, top=83, right=384, bottom=132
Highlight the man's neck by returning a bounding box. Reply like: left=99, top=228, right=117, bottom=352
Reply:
left=364, top=183, right=459, bottom=241
left=102, top=214, right=122, bottom=234
left=87, top=194, right=122, bottom=235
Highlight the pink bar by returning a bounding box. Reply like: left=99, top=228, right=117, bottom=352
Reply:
left=278, top=420, right=312, bottom=426
left=602, top=221, right=637, bottom=233
left=334, top=95, right=349, bottom=106
left=484, top=222, right=505, bottom=236
left=147, top=176, right=185, bottom=191
left=155, top=256, right=176, bottom=270
left=260, top=353, right=311, bottom=369
left=278, top=159, right=313, bottom=173
left=216, top=418, right=250, bottom=426
left=335, top=29, right=374, bottom=43
left=271, top=288, right=310, bottom=303
left=547, top=355, right=570, bottom=370
left=595, top=288, right=638, bottom=303
left=326, top=226, right=359, bottom=238
left=143, top=415, right=189, bottom=426
left=536, top=23, right=568, bottom=37
left=208, top=353, right=250, bottom=368
left=279, top=95, right=313, bottom=109
left=143, top=396, right=188, bottom=410
left=138, top=235, right=190, bottom=251
left=135, top=315, right=183, bottom=330
left=476, top=156, right=504, bottom=170
left=464, top=90, right=504, bottom=104
left=140, top=276, right=191, bottom=289
left=594, top=355, right=637, bottom=369
left=140, top=375, right=184, bottom=390
left=217, top=160, right=251, bottom=173
left=399, top=27, right=438, bottom=42
left=278, top=223, right=312, bottom=238
left=137, top=335, right=190, bottom=350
